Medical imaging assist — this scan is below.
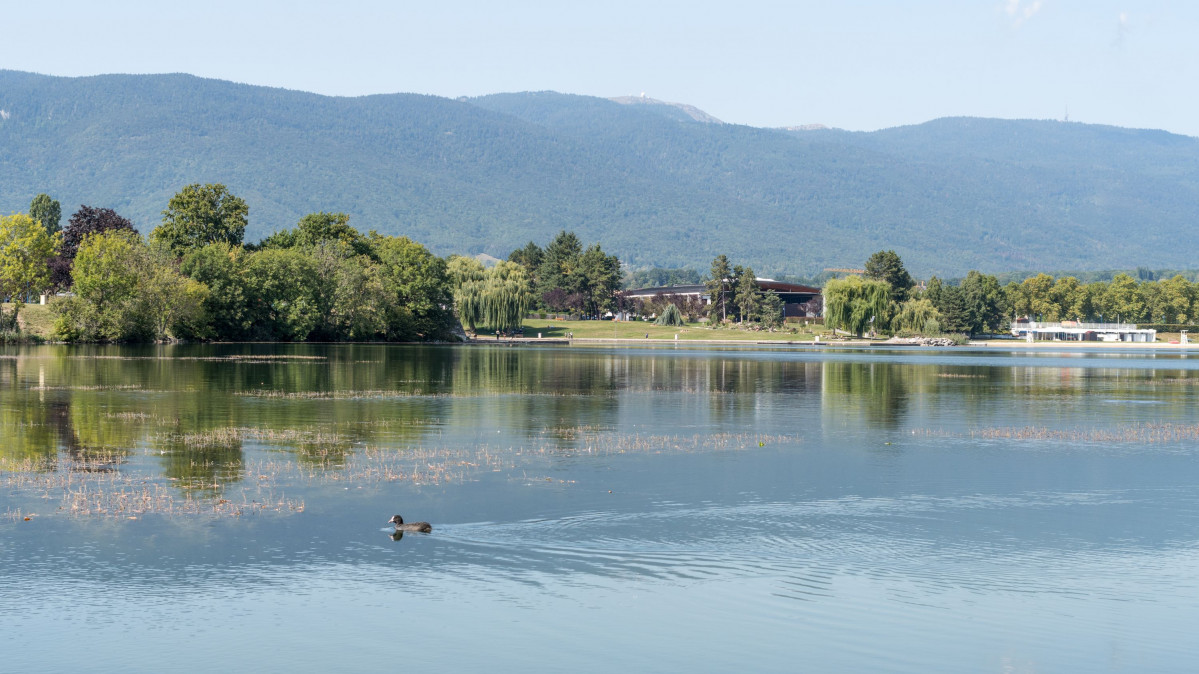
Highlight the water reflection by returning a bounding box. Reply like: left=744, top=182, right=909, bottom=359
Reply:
left=4, top=344, right=1199, bottom=672
left=821, top=361, right=910, bottom=430
left=6, top=344, right=1199, bottom=472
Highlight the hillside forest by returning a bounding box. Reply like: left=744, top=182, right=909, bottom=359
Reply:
left=6, top=71, right=1199, bottom=277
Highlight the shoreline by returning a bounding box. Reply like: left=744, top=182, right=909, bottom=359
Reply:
left=476, top=336, right=1199, bottom=350
left=967, top=339, right=1197, bottom=350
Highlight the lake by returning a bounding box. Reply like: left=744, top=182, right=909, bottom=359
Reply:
left=3, top=343, right=1199, bottom=672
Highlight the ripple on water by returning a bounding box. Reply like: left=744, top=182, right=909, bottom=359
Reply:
left=384, top=490, right=1199, bottom=609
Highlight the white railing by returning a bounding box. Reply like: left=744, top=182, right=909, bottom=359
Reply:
left=1013, top=321, right=1139, bottom=331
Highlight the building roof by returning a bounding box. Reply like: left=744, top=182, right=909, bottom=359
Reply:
left=624, top=284, right=708, bottom=297
left=755, top=280, right=821, bottom=294
left=625, top=279, right=821, bottom=298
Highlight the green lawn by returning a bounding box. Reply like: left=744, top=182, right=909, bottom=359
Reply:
left=519, top=318, right=832, bottom=342
left=3, top=303, right=54, bottom=340
left=6, top=305, right=834, bottom=345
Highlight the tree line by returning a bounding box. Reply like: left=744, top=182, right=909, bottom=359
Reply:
left=2, top=188, right=634, bottom=343
left=825, top=250, right=1199, bottom=337
left=3, top=187, right=461, bottom=342
left=10, top=188, right=1199, bottom=343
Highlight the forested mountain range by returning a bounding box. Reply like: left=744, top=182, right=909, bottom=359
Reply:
left=3, top=70, right=1198, bottom=277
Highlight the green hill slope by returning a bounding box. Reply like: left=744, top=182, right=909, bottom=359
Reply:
left=3, top=71, right=1198, bottom=276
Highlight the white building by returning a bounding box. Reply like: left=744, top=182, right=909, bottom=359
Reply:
left=1010, top=320, right=1156, bottom=343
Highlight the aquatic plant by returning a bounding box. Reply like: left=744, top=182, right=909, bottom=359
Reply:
left=912, top=422, right=1199, bottom=445
left=2, top=427, right=791, bottom=521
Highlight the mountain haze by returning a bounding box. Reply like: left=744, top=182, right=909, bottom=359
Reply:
left=3, top=70, right=1198, bottom=276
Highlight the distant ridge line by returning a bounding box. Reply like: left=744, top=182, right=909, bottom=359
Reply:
left=608, top=95, right=724, bottom=124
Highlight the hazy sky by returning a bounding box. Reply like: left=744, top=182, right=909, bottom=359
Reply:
left=6, top=0, right=1197, bottom=135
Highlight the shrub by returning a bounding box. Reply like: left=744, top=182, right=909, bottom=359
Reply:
left=654, top=303, right=685, bottom=326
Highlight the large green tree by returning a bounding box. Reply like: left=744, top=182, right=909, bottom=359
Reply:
left=454, top=260, right=534, bottom=333
left=864, top=250, right=915, bottom=303
left=579, top=243, right=621, bottom=316
left=29, top=194, right=61, bottom=234
left=261, top=212, right=371, bottom=258
left=758, top=291, right=784, bottom=328
left=1009, top=273, right=1058, bottom=321
left=508, top=242, right=544, bottom=274
left=372, top=235, right=456, bottom=341
left=50, top=205, right=137, bottom=289
left=180, top=243, right=250, bottom=340
left=1152, top=275, right=1193, bottom=324
left=153, top=183, right=249, bottom=255
left=728, top=265, right=747, bottom=319
left=959, top=270, right=1006, bottom=334
left=1099, top=273, right=1146, bottom=323
left=1051, top=276, right=1089, bottom=321
left=936, top=285, right=973, bottom=333
left=824, top=275, right=891, bottom=337
left=449, top=256, right=487, bottom=330
left=528, top=231, right=620, bottom=316
left=140, top=243, right=210, bottom=341
left=0, top=213, right=61, bottom=329
left=241, top=247, right=321, bottom=341
left=923, top=271, right=1007, bottom=335
left=52, top=231, right=149, bottom=341
left=537, top=231, right=584, bottom=303
left=705, top=254, right=732, bottom=322
left=306, top=241, right=387, bottom=341
left=447, top=255, right=486, bottom=287
left=735, top=266, right=760, bottom=324
left=893, top=297, right=942, bottom=334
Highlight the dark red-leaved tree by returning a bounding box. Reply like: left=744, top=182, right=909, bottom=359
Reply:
left=49, top=206, right=138, bottom=290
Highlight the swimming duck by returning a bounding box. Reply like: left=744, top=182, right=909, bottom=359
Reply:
left=388, top=515, right=432, bottom=533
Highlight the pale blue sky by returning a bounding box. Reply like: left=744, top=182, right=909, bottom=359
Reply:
left=6, top=0, right=1197, bottom=135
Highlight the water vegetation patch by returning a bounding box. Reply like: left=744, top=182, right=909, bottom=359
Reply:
left=529, top=430, right=795, bottom=456
left=103, top=411, right=154, bottom=421
left=66, top=354, right=327, bottom=361
left=30, top=384, right=144, bottom=392
left=167, top=426, right=346, bottom=448
left=2, top=429, right=786, bottom=520
left=237, top=389, right=439, bottom=400
left=914, top=422, right=1199, bottom=445
left=2, top=454, right=304, bottom=519
left=235, top=389, right=598, bottom=400
left=972, top=423, right=1199, bottom=443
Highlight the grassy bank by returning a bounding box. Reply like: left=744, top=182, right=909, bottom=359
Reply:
left=519, top=318, right=832, bottom=342
left=521, top=319, right=1199, bottom=347
left=2, top=303, right=54, bottom=342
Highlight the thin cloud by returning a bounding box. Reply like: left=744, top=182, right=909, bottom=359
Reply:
left=1005, top=0, right=1045, bottom=27
left=1114, top=11, right=1131, bottom=47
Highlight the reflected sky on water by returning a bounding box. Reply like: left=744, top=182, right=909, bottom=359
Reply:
left=3, top=344, right=1199, bottom=672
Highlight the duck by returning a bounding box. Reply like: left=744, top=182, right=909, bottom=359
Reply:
left=388, top=514, right=433, bottom=533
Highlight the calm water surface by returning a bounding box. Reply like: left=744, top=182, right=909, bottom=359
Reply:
left=3, top=344, right=1199, bottom=672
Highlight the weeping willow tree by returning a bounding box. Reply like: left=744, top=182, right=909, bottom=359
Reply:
left=654, top=303, right=685, bottom=326
left=824, top=275, right=893, bottom=336
left=453, top=260, right=533, bottom=333
left=892, top=297, right=942, bottom=333
left=448, top=255, right=486, bottom=330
